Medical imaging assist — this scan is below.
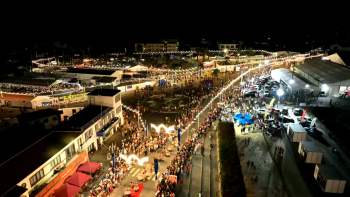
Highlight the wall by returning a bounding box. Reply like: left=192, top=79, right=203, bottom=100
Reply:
left=0, top=99, right=32, bottom=108
left=24, top=115, right=60, bottom=130
left=0, top=117, right=18, bottom=131
left=58, top=107, right=85, bottom=121
left=117, top=81, right=156, bottom=92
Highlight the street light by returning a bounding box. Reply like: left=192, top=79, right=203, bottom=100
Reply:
left=289, top=79, right=294, bottom=93
left=277, top=89, right=284, bottom=105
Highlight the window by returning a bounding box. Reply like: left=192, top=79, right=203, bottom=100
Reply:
left=317, top=170, right=327, bottom=190
left=52, top=116, right=58, bottom=121
left=72, top=109, right=76, bottom=114
left=4, top=122, right=9, bottom=127
left=95, top=123, right=100, bottom=132
left=116, top=105, right=122, bottom=115
left=65, top=144, right=76, bottom=162
left=85, top=128, right=93, bottom=141
left=107, top=113, right=111, bottom=120
left=34, top=120, right=40, bottom=125
left=115, top=94, right=121, bottom=103
left=112, top=110, right=116, bottom=118
left=50, top=156, right=61, bottom=170
left=29, top=169, right=44, bottom=186
left=43, top=118, right=48, bottom=123
left=221, top=46, right=224, bottom=48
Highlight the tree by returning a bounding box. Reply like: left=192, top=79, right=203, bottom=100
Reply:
left=247, top=48, right=254, bottom=56
left=86, top=46, right=91, bottom=58
left=136, top=44, right=144, bottom=52
left=224, top=56, right=230, bottom=72
left=198, top=62, right=204, bottom=78
left=212, top=68, right=219, bottom=77
left=238, top=40, right=244, bottom=49
left=201, top=48, right=208, bottom=62
left=119, top=55, right=124, bottom=67
left=195, top=48, right=201, bottom=61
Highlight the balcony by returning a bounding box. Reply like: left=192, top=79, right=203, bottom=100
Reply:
left=96, top=117, right=120, bottom=137
left=29, top=151, right=87, bottom=197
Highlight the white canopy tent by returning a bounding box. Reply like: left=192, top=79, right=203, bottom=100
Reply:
left=130, top=65, right=149, bottom=71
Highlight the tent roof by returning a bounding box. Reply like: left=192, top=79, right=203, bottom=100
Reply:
left=53, top=183, right=81, bottom=197
left=65, top=172, right=92, bottom=187
left=77, top=161, right=102, bottom=174
left=130, top=65, right=148, bottom=70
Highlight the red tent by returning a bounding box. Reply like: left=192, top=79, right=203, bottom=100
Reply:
left=65, top=172, right=92, bottom=187
left=77, top=162, right=102, bottom=174
left=53, top=183, right=81, bottom=197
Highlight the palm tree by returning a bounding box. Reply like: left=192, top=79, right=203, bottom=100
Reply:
left=198, top=62, right=204, bottom=79
left=224, top=56, right=230, bottom=73
left=239, top=40, right=244, bottom=49
left=86, top=46, right=91, bottom=58
left=119, top=55, right=124, bottom=67
left=247, top=48, right=254, bottom=56
left=202, top=48, right=208, bottom=62
left=195, top=48, right=201, bottom=61
left=212, top=68, right=219, bottom=77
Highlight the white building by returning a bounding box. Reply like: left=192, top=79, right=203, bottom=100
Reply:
left=218, top=42, right=238, bottom=50
left=0, top=89, right=123, bottom=197
left=135, top=42, right=179, bottom=52
left=53, top=68, right=123, bottom=86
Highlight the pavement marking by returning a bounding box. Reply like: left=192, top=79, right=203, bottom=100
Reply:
left=131, top=169, right=141, bottom=177
left=152, top=172, right=161, bottom=181
left=129, top=168, right=136, bottom=175
left=147, top=172, right=155, bottom=180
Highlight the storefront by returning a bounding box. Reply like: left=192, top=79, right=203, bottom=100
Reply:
left=298, top=141, right=323, bottom=164
left=96, top=117, right=120, bottom=142
left=314, top=164, right=346, bottom=194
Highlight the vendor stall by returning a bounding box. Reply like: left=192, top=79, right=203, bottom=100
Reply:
left=314, top=164, right=346, bottom=194
left=287, top=124, right=307, bottom=142
left=298, top=141, right=323, bottom=164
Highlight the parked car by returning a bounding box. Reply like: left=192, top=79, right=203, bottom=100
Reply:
left=245, top=90, right=257, bottom=97
left=281, top=116, right=295, bottom=123
left=263, top=90, right=270, bottom=97
left=293, top=108, right=303, bottom=116
left=304, top=127, right=322, bottom=137
left=256, top=109, right=270, bottom=115
left=300, top=121, right=316, bottom=127
left=282, top=107, right=289, bottom=116
left=268, top=107, right=280, bottom=114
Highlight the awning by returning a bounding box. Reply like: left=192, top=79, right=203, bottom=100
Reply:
left=77, top=162, right=102, bottom=174
left=53, top=183, right=81, bottom=197
left=96, top=118, right=120, bottom=137
left=65, top=172, right=92, bottom=187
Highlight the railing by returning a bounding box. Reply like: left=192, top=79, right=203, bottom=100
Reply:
left=81, top=107, right=113, bottom=131
left=96, top=117, right=119, bottom=136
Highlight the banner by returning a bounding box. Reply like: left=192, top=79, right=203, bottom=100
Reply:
left=145, top=124, right=148, bottom=139
left=63, top=92, right=89, bottom=102
left=301, top=109, right=307, bottom=120
left=112, top=153, right=115, bottom=174
left=154, top=159, right=159, bottom=180
left=178, top=128, right=181, bottom=146
left=310, top=118, right=317, bottom=127
left=264, top=98, right=275, bottom=119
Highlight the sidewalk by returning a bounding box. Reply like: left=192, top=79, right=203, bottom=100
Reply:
left=235, top=126, right=287, bottom=197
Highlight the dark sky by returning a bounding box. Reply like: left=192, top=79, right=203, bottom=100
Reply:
left=2, top=3, right=349, bottom=53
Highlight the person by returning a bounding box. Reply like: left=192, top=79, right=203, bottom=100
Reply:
left=247, top=160, right=250, bottom=167
left=180, top=180, right=183, bottom=188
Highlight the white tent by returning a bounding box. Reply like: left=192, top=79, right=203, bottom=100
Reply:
left=130, top=65, right=148, bottom=71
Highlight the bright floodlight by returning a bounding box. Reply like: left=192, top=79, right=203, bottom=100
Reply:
left=277, top=89, right=284, bottom=96
left=322, top=84, right=328, bottom=88
left=224, top=49, right=227, bottom=53
left=258, top=63, right=262, bottom=67
left=305, top=84, right=309, bottom=88
left=145, top=82, right=150, bottom=85
left=264, top=60, right=269, bottom=64
left=289, top=79, right=294, bottom=84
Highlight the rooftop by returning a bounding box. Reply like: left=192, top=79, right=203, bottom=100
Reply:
left=0, top=94, right=36, bottom=102
left=271, top=68, right=320, bottom=91
left=317, top=164, right=345, bottom=180
left=96, top=77, right=118, bottom=83
left=65, top=68, right=116, bottom=75
left=301, top=141, right=322, bottom=152
left=66, top=105, right=113, bottom=130
left=0, top=131, right=81, bottom=196
left=87, top=89, right=121, bottom=97
left=0, top=77, right=56, bottom=87
left=294, top=57, right=350, bottom=84
left=16, top=108, right=61, bottom=123
left=288, top=124, right=306, bottom=133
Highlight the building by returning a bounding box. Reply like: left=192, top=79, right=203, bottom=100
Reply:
left=0, top=89, right=123, bottom=197
left=135, top=41, right=179, bottom=52
left=53, top=68, right=123, bottom=86
left=292, top=57, right=350, bottom=97
left=0, top=108, right=62, bottom=131
left=218, top=42, right=238, bottom=50
left=330, top=44, right=350, bottom=52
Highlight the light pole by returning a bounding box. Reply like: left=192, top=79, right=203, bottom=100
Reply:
left=289, top=79, right=294, bottom=94
left=277, top=89, right=284, bottom=106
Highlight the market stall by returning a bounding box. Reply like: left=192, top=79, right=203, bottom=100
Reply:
left=287, top=124, right=307, bottom=142
left=65, top=172, right=92, bottom=187
left=314, top=164, right=346, bottom=194
left=53, top=183, right=81, bottom=197
left=77, top=161, right=102, bottom=175
left=298, top=141, right=323, bottom=164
